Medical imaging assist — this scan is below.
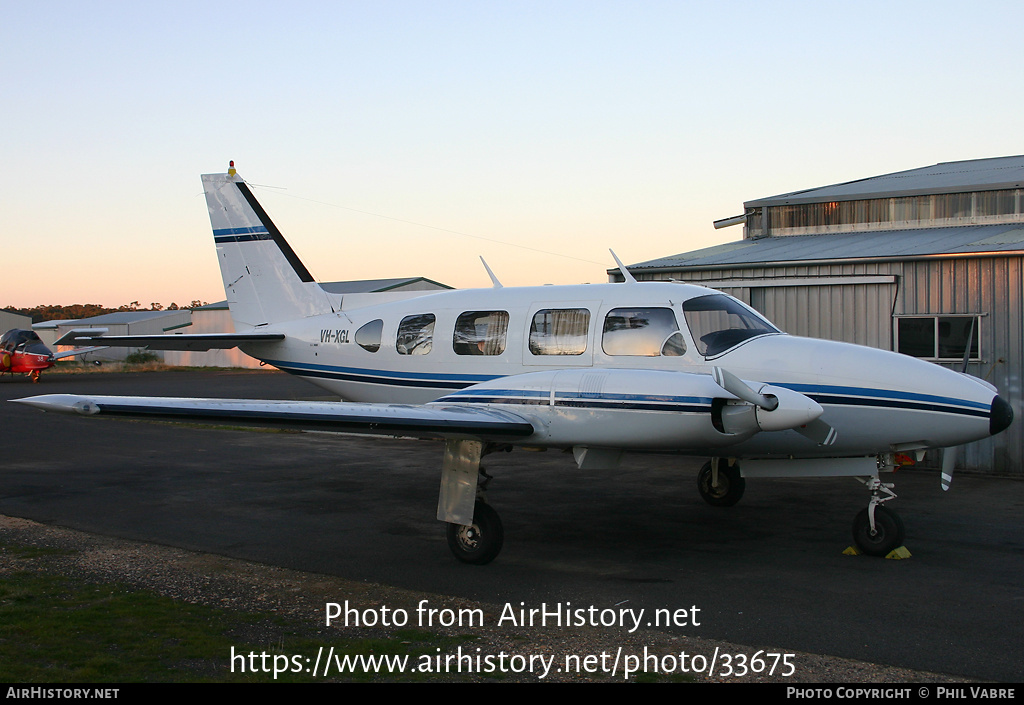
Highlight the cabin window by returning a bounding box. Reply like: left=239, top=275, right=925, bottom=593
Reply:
left=396, top=314, right=435, bottom=355
left=355, top=319, right=383, bottom=353
left=529, top=308, right=590, bottom=356
left=602, top=307, right=684, bottom=356
left=682, top=294, right=779, bottom=357
left=896, top=315, right=981, bottom=361
left=454, top=311, right=509, bottom=355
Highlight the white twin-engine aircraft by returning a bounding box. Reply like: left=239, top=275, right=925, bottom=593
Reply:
left=16, top=167, right=1013, bottom=564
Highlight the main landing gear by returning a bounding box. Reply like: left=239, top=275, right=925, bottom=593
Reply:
left=697, top=459, right=745, bottom=507
left=439, top=441, right=508, bottom=565
left=446, top=499, right=504, bottom=565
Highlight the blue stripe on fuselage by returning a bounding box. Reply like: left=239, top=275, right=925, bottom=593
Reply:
left=263, top=358, right=498, bottom=389
left=259, top=359, right=991, bottom=418
left=774, top=382, right=990, bottom=417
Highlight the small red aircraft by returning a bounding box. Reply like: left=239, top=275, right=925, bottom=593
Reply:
left=0, top=329, right=104, bottom=382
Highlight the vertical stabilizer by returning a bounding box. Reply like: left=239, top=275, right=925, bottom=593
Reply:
left=202, top=168, right=333, bottom=328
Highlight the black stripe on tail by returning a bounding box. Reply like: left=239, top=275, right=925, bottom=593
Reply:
left=234, top=181, right=316, bottom=283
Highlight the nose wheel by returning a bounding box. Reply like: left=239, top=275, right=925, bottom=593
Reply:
left=852, top=476, right=905, bottom=556
left=852, top=506, right=905, bottom=557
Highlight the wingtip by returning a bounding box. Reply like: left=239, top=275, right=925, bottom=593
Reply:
left=10, top=394, right=100, bottom=415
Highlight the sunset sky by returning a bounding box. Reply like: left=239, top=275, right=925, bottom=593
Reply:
left=3, top=1, right=1021, bottom=308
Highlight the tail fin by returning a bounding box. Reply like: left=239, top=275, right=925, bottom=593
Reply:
left=202, top=168, right=333, bottom=328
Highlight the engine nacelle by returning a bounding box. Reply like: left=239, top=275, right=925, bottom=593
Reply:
left=753, top=384, right=823, bottom=432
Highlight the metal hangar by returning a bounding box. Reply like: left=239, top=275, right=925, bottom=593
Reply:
left=621, top=155, right=1024, bottom=476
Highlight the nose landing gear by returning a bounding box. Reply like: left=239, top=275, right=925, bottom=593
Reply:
left=852, top=476, right=905, bottom=556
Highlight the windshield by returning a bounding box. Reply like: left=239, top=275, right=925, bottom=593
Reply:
left=682, top=294, right=779, bottom=357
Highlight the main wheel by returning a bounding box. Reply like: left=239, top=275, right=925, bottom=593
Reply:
left=446, top=501, right=504, bottom=565
left=852, top=506, right=905, bottom=557
left=697, top=460, right=745, bottom=507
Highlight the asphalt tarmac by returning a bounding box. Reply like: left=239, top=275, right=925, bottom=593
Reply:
left=2, top=369, right=1022, bottom=681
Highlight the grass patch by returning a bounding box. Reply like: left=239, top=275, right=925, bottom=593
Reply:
left=0, top=569, right=473, bottom=682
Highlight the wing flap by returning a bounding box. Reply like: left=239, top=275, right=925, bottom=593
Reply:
left=12, top=394, right=536, bottom=441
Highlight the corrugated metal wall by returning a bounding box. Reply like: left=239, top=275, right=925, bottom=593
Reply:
left=896, top=256, right=1022, bottom=475
left=638, top=256, right=1022, bottom=476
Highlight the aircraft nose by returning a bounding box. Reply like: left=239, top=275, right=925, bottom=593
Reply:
left=990, top=395, right=1013, bottom=436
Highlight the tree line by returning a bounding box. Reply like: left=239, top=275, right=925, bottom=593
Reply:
left=3, top=301, right=209, bottom=323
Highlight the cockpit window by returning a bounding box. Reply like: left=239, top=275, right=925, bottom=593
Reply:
left=602, top=307, right=683, bottom=356
left=1, top=330, right=46, bottom=354
left=682, top=294, right=779, bottom=357
left=396, top=314, right=435, bottom=355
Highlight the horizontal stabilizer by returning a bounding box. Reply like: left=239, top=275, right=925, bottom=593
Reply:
left=53, top=328, right=110, bottom=345
left=52, top=332, right=285, bottom=351
left=49, top=346, right=108, bottom=360
left=12, top=394, right=536, bottom=441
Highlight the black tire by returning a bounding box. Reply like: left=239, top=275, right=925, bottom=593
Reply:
left=446, top=501, right=504, bottom=565
left=852, top=506, right=905, bottom=557
left=697, top=460, right=745, bottom=507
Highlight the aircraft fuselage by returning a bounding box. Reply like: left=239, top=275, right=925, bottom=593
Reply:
left=236, top=281, right=1002, bottom=459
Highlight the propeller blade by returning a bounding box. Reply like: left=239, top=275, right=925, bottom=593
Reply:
left=941, top=446, right=957, bottom=491
left=960, top=318, right=975, bottom=374
left=712, top=367, right=778, bottom=411
left=795, top=418, right=838, bottom=446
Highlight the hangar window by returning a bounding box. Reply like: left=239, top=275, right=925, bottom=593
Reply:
left=896, top=315, right=981, bottom=361
left=682, top=294, right=779, bottom=357
left=454, top=311, right=509, bottom=355
left=355, top=319, right=383, bottom=353
left=529, top=308, right=590, bottom=356
left=396, top=314, right=435, bottom=355
left=768, top=189, right=1023, bottom=236
left=602, top=307, right=684, bottom=356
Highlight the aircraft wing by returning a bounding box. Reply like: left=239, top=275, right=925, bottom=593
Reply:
left=11, top=394, right=537, bottom=441
left=53, top=331, right=285, bottom=351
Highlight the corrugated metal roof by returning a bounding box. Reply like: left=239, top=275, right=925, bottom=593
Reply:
left=66, top=310, right=187, bottom=325
left=629, top=223, right=1024, bottom=272
left=318, top=277, right=452, bottom=294
left=745, top=155, right=1024, bottom=207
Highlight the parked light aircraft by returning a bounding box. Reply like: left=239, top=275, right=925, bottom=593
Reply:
left=14, top=165, right=1013, bottom=563
left=1, top=329, right=104, bottom=382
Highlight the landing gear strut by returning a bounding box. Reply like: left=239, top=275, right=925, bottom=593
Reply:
left=852, top=475, right=905, bottom=556
left=697, top=459, right=745, bottom=507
